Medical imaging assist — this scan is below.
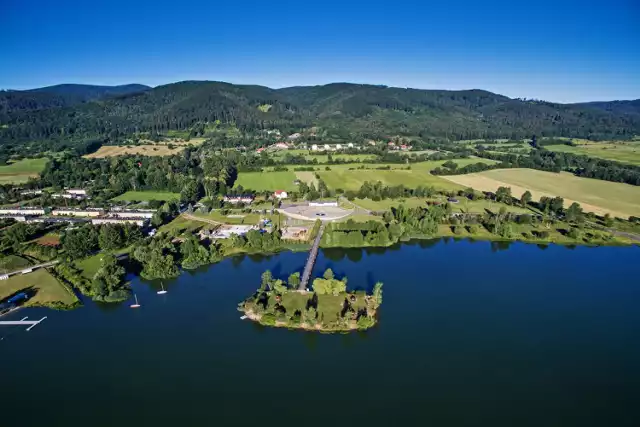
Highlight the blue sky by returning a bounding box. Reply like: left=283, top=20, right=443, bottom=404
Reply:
left=1, top=0, right=638, bottom=102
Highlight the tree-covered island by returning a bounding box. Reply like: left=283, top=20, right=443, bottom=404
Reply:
left=239, top=268, right=383, bottom=332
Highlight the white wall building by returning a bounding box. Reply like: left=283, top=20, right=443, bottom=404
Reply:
left=92, top=217, right=147, bottom=227
left=0, top=208, right=46, bottom=216
left=52, top=209, right=104, bottom=217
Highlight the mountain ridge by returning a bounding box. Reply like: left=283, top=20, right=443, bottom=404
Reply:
left=1, top=80, right=639, bottom=151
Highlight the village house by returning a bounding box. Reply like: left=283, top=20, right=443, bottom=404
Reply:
left=274, top=190, right=288, bottom=199
left=287, top=133, right=301, bottom=140
left=256, top=147, right=266, bottom=153
left=223, top=195, right=254, bottom=204
left=311, top=144, right=319, bottom=151
left=272, top=142, right=289, bottom=150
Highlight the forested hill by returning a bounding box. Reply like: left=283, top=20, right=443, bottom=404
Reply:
left=0, top=83, right=151, bottom=115
left=1, top=80, right=639, bottom=148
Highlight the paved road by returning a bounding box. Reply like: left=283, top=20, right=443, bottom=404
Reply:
left=2, top=260, right=59, bottom=278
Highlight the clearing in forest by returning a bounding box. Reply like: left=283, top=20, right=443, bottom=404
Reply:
left=441, top=168, right=640, bottom=218
left=84, top=138, right=205, bottom=158
left=0, top=158, right=49, bottom=184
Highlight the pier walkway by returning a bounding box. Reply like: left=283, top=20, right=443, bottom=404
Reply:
left=299, top=223, right=325, bottom=290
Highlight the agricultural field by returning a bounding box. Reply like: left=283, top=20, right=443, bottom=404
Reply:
left=441, top=168, right=640, bottom=218
left=234, top=171, right=298, bottom=191
left=546, top=140, right=640, bottom=165
left=84, top=138, right=205, bottom=158
left=0, top=158, right=49, bottom=184
left=0, top=268, right=78, bottom=307
left=309, top=159, right=497, bottom=191
left=111, top=191, right=180, bottom=202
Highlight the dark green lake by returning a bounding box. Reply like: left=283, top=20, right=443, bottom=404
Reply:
left=2, top=240, right=640, bottom=426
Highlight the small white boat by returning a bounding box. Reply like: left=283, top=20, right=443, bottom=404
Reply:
left=157, top=282, right=167, bottom=295
left=240, top=315, right=248, bottom=320
left=130, top=294, right=141, bottom=308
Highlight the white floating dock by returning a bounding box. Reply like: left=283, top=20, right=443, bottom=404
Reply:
left=0, top=316, right=47, bottom=331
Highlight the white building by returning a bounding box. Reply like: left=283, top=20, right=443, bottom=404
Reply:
left=324, top=144, right=331, bottom=151
left=223, top=195, right=254, bottom=204
left=311, top=144, right=319, bottom=151
left=92, top=217, right=148, bottom=227
left=347, top=142, right=354, bottom=148
left=52, top=208, right=104, bottom=217
left=0, top=208, right=46, bottom=216
left=274, top=190, right=288, bottom=199
left=109, top=210, right=154, bottom=219
left=66, top=189, right=87, bottom=196
left=309, top=201, right=338, bottom=207
left=19, top=190, right=43, bottom=196
left=287, top=133, right=301, bottom=140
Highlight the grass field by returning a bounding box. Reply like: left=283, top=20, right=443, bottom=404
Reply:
left=0, top=158, right=49, bottom=184
left=111, top=191, right=180, bottom=202
left=0, top=255, right=32, bottom=274
left=0, top=268, right=78, bottom=307
left=317, top=169, right=464, bottom=192
left=234, top=171, right=298, bottom=191
left=353, top=197, right=532, bottom=214
left=158, top=215, right=208, bottom=235
left=294, top=171, right=318, bottom=187
left=441, top=168, right=640, bottom=218
left=546, top=140, right=640, bottom=165
left=84, top=138, right=206, bottom=158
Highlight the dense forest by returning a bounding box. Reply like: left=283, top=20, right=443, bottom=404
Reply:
left=1, top=81, right=639, bottom=152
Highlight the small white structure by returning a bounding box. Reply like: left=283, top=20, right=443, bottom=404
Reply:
left=311, top=144, right=319, bottom=151
left=223, top=195, right=254, bottom=204
left=274, top=190, right=288, bottom=199
left=347, top=142, right=354, bottom=148
left=324, top=144, right=331, bottom=151
left=287, top=133, right=301, bottom=140
left=272, top=142, right=289, bottom=150
left=19, top=190, right=43, bottom=196
left=66, top=189, right=87, bottom=196
left=309, top=201, right=338, bottom=207
left=336, top=144, right=342, bottom=150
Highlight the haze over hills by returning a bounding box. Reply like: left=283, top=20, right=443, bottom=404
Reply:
left=1, top=81, right=639, bottom=151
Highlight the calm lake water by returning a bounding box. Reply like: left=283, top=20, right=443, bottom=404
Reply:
left=2, top=239, right=640, bottom=427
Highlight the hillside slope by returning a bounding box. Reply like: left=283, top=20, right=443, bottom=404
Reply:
left=1, top=81, right=639, bottom=148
